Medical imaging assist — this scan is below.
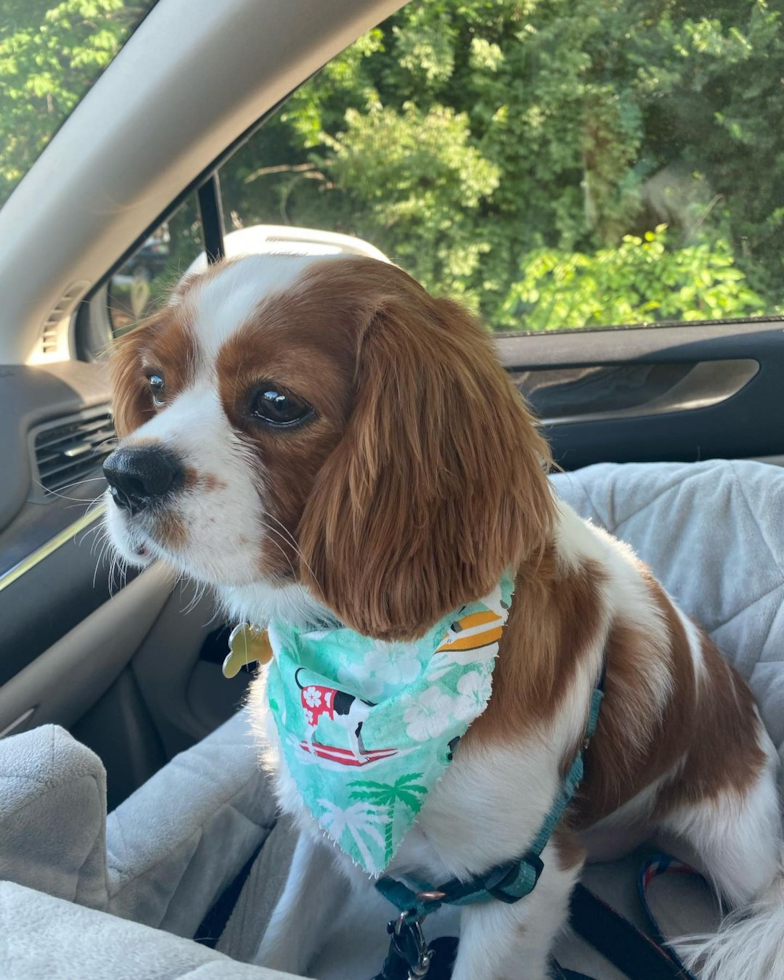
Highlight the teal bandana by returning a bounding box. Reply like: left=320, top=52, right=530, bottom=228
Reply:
left=266, top=573, right=515, bottom=875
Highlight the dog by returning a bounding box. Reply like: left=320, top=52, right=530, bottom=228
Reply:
left=295, top=667, right=374, bottom=760
left=104, top=253, right=783, bottom=980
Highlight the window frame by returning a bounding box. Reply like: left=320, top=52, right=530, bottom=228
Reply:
left=75, top=49, right=784, bottom=358
left=75, top=85, right=309, bottom=360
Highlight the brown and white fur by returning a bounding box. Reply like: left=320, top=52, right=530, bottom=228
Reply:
left=104, top=253, right=784, bottom=980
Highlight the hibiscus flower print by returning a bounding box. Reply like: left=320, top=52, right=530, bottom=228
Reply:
left=303, top=686, right=322, bottom=708
left=337, top=642, right=420, bottom=701
left=453, top=670, right=493, bottom=721
left=367, top=642, right=421, bottom=687
left=338, top=663, right=385, bottom=701
left=403, top=687, right=455, bottom=741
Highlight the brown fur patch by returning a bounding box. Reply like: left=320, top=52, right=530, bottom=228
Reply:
left=153, top=511, right=187, bottom=550
left=214, top=283, right=358, bottom=582
left=201, top=472, right=228, bottom=492
left=293, top=259, right=555, bottom=638
left=552, top=826, right=587, bottom=872
left=571, top=573, right=765, bottom=830
left=654, top=630, right=766, bottom=813
left=109, top=304, right=198, bottom=437
left=466, top=543, right=765, bottom=836
left=182, top=465, right=198, bottom=490
left=467, top=553, right=606, bottom=743
left=212, top=257, right=554, bottom=636
left=570, top=594, right=692, bottom=827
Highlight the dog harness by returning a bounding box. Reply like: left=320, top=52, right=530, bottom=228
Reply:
left=263, top=574, right=516, bottom=876
left=373, top=671, right=604, bottom=979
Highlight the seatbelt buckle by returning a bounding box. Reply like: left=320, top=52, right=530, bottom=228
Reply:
left=484, top=852, right=544, bottom=904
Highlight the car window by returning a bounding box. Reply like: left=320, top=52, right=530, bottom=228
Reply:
left=217, top=0, right=784, bottom=333
left=107, top=195, right=202, bottom=336
left=0, top=0, right=157, bottom=210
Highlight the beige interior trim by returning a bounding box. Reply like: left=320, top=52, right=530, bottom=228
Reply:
left=0, top=563, right=174, bottom=737
left=0, top=0, right=407, bottom=364
left=0, top=504, right=106, bottom=594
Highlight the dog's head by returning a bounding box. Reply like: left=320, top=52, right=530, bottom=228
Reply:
left=104, top=254, right=553, bottom=639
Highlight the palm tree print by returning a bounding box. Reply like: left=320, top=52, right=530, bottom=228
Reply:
left=349, top=773, right=427, bottom=865
left=317, top=799, right=390, bottom=873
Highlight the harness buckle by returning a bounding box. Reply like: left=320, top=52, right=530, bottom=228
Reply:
left=414, top=890, right=446, bottom=902
left=391, top=910, right=432, bottom=979
left=484, top=851, right=545, bottom=904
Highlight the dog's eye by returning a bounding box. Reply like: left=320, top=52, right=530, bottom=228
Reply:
left=250, top=386, right=313, bottom=427
left=146, top=373, right=166, bottom=408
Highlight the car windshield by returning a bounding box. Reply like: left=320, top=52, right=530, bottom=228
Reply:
left=0, top=0, right=156, bottom=210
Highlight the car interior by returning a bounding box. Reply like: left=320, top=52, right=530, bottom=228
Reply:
left=1, top=1, right=783, bottom=978
left=0, top=0, right=413, bottom=808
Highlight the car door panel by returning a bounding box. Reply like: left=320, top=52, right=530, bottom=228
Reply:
left=0, top=352, right=249, bottom=803
left=0, top=516, right=127, bottom=686
left=0, top=361, right=120, bottom=684
left=128, top=585, right=251, bottom=760
left=0, top=563, right=172, bottom=739
left=495, top=319, right=784, bottom=469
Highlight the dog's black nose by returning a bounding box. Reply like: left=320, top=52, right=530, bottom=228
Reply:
left=103, top=446, right=183, bottom=514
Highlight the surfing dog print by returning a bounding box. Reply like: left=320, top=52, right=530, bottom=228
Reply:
left=296, top=668, right=375, bottom=761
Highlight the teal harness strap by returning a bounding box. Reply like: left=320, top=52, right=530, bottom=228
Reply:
left=375, top=673, right=605, bottom=921
left=529, top=678, right=604, bottom=857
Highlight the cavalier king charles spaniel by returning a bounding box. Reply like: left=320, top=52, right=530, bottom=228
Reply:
left=104, top=254, right=782, bottom=980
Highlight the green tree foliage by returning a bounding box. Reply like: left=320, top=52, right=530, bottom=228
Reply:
left=221, top=0, right=784, bottom=329
left=503, top=226, right=766, bottom=331
left=2, top=0, right=783, bottom=331
left=0, top=1, right=154, bottom=203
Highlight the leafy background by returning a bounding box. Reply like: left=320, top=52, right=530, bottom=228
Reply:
left=2, top=0, right=783, bottom=331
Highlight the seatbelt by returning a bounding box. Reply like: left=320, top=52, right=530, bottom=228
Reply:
left=569, top=881, right=697, bottom=980
left=194, top=840, right=266, bottom=949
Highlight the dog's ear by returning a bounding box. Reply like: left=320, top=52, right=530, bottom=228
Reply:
left=109, top=318, right=159, bottom=437
left=298, top=273, right=554, bottom=640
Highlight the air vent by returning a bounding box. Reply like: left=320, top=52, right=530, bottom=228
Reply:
left=38, top=280, right=90, bottom=356
left=31, top=407, right=116, bottom=498
left=40, top=322, right=60, bottom=354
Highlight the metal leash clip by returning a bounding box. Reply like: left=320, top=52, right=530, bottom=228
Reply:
left=387, top=909, right=433, bottom=980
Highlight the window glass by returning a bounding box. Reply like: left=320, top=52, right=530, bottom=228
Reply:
left=219, top=0, right=784, bottom=332
left=0, top=0, right=157, bottom=209
left=107, top=195, right=201, bottom=336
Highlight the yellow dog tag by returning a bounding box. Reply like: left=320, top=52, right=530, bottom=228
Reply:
left=222, top=624, right=273, bottom=678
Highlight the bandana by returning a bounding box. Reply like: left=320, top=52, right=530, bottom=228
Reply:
left=266, top=573, right=515, bottom=875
